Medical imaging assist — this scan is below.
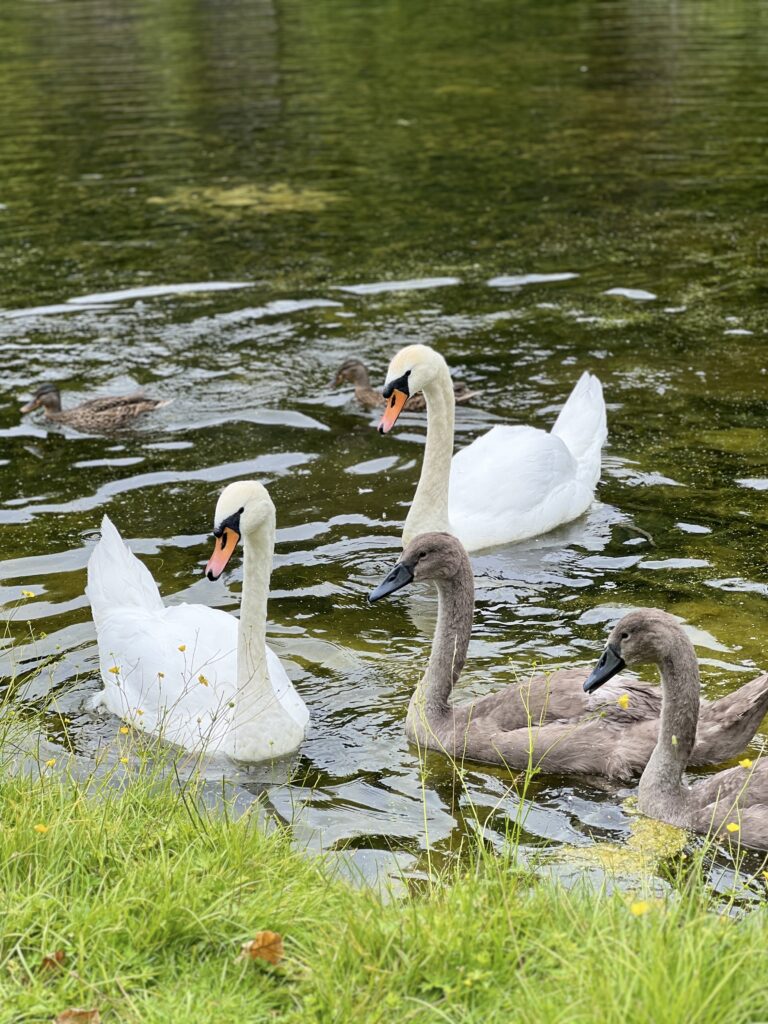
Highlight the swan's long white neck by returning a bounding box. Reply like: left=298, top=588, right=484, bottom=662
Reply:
left=403, top=362, right=454, bottom=545
left=233, top=512, right=276, bottom=751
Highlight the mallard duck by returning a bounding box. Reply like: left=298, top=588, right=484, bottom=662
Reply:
left=368, top=533, right=768, bottom=780
left=87, top=481, right=309, bottom=762
left=21, top=383, right=169, bottom=431
left=378, top=344, right=606, bottom=550
left=585, top=609, right=768, bottom=849
left=333, top=356, right=477, bottom=412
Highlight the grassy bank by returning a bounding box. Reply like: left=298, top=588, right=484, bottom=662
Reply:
left=2, top=764, right=768, bottom=1024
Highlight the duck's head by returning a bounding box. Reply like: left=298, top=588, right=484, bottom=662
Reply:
left=333, top=358, right=369, bottom=388
left=378, top=344, right=447, bottom=434
left=368, top=532, right=469, bottom=602
left=20, top=383, right=62, bottom=414
left=583, top=609, right=688, bottom=693
left=205, top=480, right=274, bottom=581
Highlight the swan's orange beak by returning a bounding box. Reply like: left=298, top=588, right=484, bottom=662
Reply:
left=205, top=527, right=240, bottom=581
left=378, top=389, right=408, bottom=434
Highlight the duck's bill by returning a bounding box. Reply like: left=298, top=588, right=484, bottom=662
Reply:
left=583, top=644, right=626, bottom=693
left=20, top=399, right=39, bottom=413
left=369, top=561, right=414, bottom=602
left=205, top=526, right=240, bottom=581
left=377, top=389, right=408, bottom=434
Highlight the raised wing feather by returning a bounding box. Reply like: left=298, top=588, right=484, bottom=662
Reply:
left=449, top=426, right=592, bottom=550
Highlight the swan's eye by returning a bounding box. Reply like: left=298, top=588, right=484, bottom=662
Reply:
left=621, top=631, right=630, bottom=640
left=418, top=551, right=427, bottom=560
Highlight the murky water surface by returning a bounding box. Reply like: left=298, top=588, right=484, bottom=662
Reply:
left=1, top=0, right=767, bottom=890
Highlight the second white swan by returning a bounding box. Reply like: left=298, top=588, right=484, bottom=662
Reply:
left=87, top=480, right=309, bottom=762
left=379, top=344, right=606, bottom=551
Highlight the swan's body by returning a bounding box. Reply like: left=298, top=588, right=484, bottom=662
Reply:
left=378, top=344, right=606, bottom=551
left=369, top=534, right=768, bottom=780
left=87, top=483, right=308, bottom=762
left=21, top=383, right=169, bottom=431
left=333, top=357, right=477, bottom=412
left=586, top=610, right=768, bottom=849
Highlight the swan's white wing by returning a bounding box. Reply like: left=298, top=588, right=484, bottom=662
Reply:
left=92, top=602, right=240, bottom=751
left=266, top=645, right=310, bottom=727
left=449, top=426, right=593, bottom=550
left=86, top=515, right=164, bottom=628
left=93, top=601, right=307, bottom=750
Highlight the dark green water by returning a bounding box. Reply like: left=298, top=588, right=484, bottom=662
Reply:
left=0, top=0, right=766, bottom=887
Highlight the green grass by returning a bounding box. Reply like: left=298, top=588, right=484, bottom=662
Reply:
left=1, top=759, right=768, bottom=1024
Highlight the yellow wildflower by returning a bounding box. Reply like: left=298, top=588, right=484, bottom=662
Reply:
left=761, top=871, right=768, bottom=885
left=136, top=709, right=144, bottom=716
left=21, top=590, right=36, bottom=599
left=739, top=759, right=753, bottom=769
left=629, top=900, right=651, bottom=916
left=119, top=726, right=130, bottom=735
left=108, top=666, right=120, bottom=675
left=120, top=757, right=128, bottom=765
left=178, top=644, right=186, bottom=653
left=157, top=671, right=165, bottom=679
left=44, top=758, right=56, bottom=768
left=617, top=693, right=630, bottom=710
left=198, top=674, right=209, bottom=687
left=33, top=824, right=49, bottom=834
left=725, top=822, right=740, bottom=833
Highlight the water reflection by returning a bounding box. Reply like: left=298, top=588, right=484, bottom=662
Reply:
left=1, top=0, right=767, bottom=891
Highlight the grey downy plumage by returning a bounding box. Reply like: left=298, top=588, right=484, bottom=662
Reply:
left=369, top=533, right=768, bottom=781
left=585, top=608, right=768, bottom=850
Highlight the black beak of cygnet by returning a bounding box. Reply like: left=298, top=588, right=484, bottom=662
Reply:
left=583, top=643, right=626, bottom=693
left=368, top=561, right=415, bottom=602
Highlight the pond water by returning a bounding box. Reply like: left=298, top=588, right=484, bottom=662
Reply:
left=1, top=0, right=767, bottom=891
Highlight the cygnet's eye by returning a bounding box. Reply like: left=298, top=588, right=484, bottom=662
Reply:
left=418, top=550, right=428, bottom=560
left=620, top=631, right=630, bottom=641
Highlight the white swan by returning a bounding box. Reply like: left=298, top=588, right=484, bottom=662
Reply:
left=379, top=344, right=607, bottom=551
left=86, top=480, right=309, bottom=762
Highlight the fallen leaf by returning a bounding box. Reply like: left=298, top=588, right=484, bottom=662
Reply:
left=40, top=950, right=66, bottom=973
left=237, top=931, right=284, bottom=965
left=54, top=1009, right=100, bottom=1024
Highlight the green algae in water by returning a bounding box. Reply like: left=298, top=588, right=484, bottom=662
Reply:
left=554, top=802, right=688, bottom=877
left=147, top=182, right=341, bottom=216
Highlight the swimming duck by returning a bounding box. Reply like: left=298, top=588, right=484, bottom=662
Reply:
left=87, top=480, right=309, bottom=762
left=378, top=344, right=606, bottom=551
left=21, top=383, right=169, bottom=431
left=369, top=533, right=768, bottom=779
left=333, top=356, right=477, bottom=412
left=585, top=609, right=768, bottom=849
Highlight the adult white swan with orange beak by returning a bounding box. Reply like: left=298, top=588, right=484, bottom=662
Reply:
left=87, top=481, right=309, bottom=762
left=379, top=344, right=607, bottom=551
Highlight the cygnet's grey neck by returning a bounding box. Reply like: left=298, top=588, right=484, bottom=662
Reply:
left=406, top=557, right=474, bottom=733
left=638, top=633, right=701, bottom=823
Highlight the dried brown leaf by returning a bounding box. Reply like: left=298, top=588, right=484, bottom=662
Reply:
left=54, top=1008, right=100, bottom=1024
left=40, top=950, right=66, bottom=974
left=237, top=931, right=284, bottom=965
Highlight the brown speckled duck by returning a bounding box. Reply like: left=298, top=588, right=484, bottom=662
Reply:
left=369, top=533, right=768, bottom=781
left=21, top=383, right=169, bottom=432
left=586, top=610, right=768, bottom=850
left=333, top=357, right=477, bottom=412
